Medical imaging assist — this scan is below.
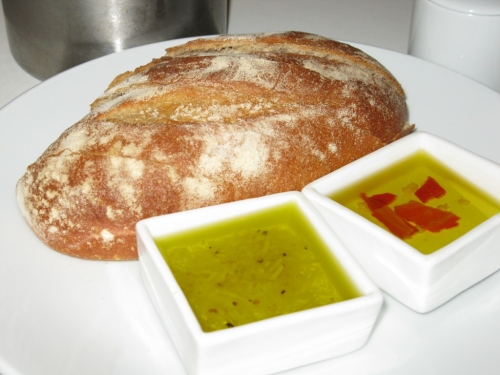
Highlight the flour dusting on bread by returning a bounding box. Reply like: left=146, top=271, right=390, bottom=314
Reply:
left=16, top=31, right=413, bottom=260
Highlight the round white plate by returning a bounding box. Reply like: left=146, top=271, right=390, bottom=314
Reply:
left=1, top=37, right=500, bottom=375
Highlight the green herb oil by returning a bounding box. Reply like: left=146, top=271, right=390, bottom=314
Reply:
left=155, top=202, right=360, bottom=332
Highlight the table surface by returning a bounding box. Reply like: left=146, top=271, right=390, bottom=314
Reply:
left=0, top=0, right=415, bottom=110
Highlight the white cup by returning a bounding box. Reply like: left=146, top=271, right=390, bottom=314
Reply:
left=409, top=0, right=500, bottom=93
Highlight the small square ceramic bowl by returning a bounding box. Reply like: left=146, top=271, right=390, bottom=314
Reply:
left=137, top=191, right=383, bottom=375
left=302, top=131, right=500, bottom=313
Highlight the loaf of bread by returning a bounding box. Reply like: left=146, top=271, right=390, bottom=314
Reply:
left=16, top=31, right=413, bottom=260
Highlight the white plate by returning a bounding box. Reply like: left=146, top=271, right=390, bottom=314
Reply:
left=1, top=37, right=500, bottom=375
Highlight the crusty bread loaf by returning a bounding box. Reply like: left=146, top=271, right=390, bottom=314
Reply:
left=16, top=31, right=413, bottom=260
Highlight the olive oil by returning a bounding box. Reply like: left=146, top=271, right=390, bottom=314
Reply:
left=155, top=202, right=360, bottom=332
left=330, top=150, right=500, bottom=254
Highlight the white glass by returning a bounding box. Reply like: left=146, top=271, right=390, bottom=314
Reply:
left=409, top=0, right=500, bottom=93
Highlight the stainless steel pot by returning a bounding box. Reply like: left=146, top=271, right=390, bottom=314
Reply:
left=2, top=0, right=227, bottom=80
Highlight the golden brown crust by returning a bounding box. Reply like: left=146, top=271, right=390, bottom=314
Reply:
left=16, top=31, right=412, bottom=260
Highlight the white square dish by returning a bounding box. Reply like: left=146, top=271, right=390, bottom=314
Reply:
left=136, top=191, right=383, bottom=375
left=302, top=131, right=500, bottom=313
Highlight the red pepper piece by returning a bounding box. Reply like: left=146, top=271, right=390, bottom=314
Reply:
left=415, top=177, right=446, bottom=203
left=360, top=192, right=397, bottom=210
left=371, top=206, right=420, bottom=239
left=361, top=193, right=418, bottom=239
left=394, top=200, right=460, bottom=232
